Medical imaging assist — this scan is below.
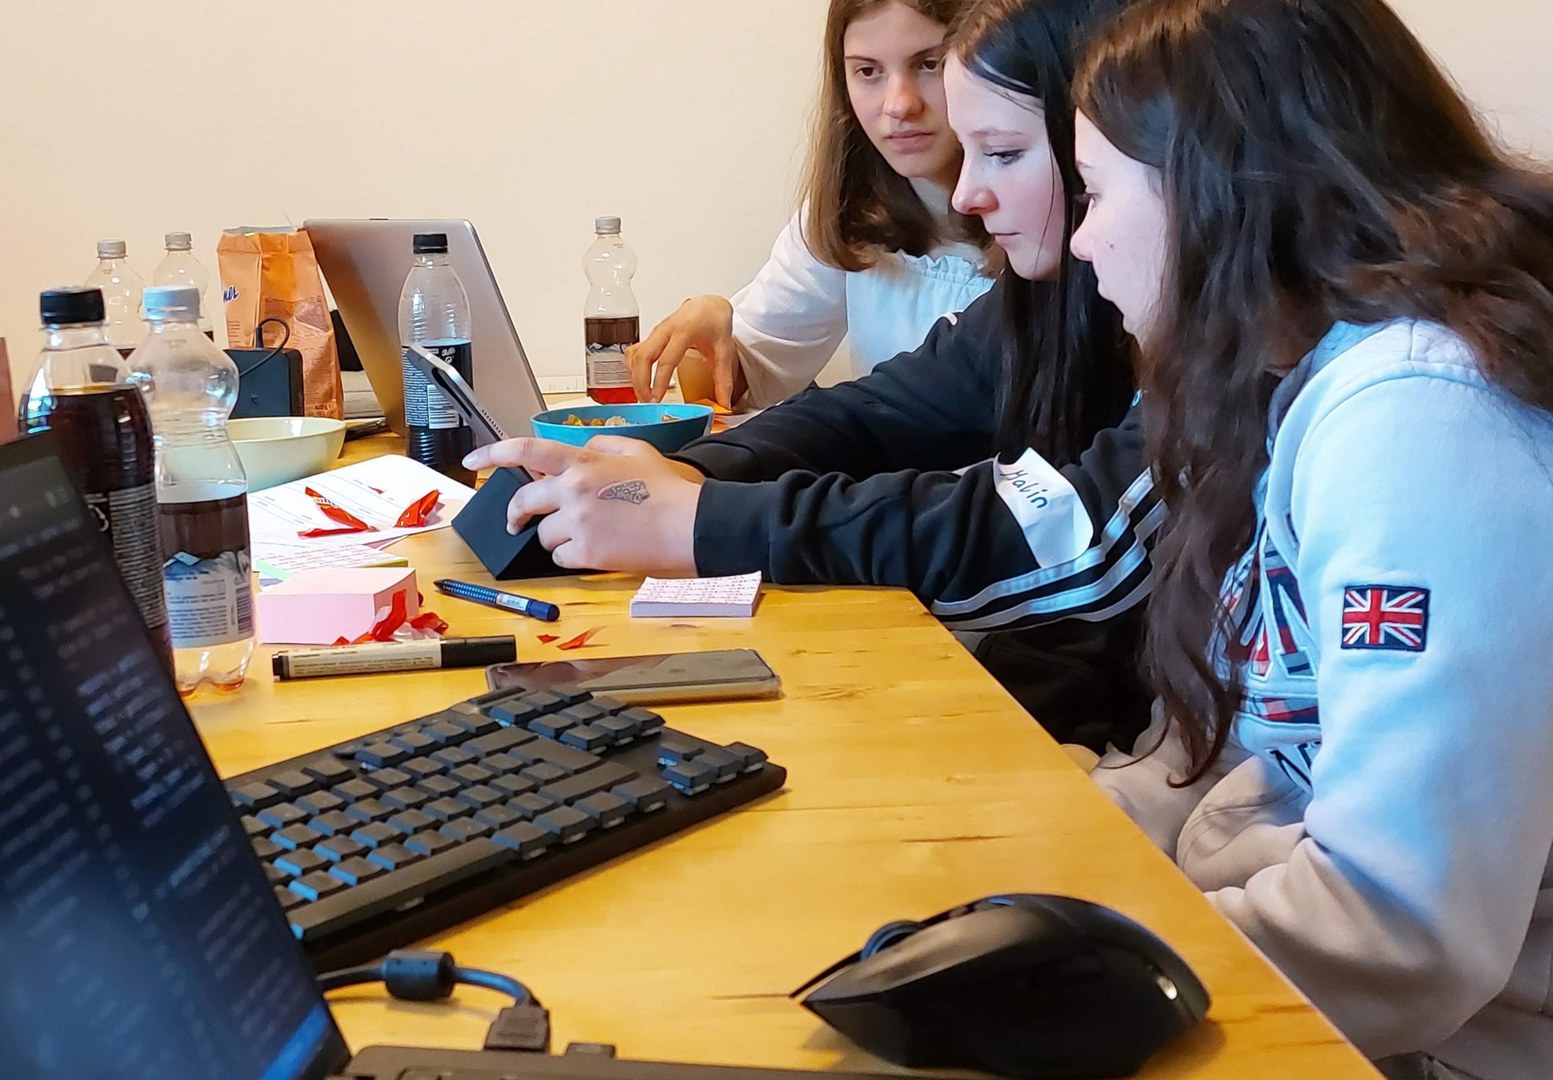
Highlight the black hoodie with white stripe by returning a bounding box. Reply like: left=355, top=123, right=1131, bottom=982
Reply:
left=672, top=280, right=1159, bottom=747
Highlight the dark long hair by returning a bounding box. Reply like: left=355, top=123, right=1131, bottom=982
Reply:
left=952, top=0, right=1137, bottom=465
left=803, top=0, right=991, bottom=271
left=1075, top=0, right=1553, bottom=780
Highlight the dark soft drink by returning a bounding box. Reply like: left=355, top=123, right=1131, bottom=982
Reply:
left=19, top=382, right=173, bottom=665
left=403, top=337, right=475, bottom=486
left=399, top=234, right=476, bottom=485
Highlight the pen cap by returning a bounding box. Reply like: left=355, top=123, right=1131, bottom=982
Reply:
left=446, top=635, right=519, bottom=666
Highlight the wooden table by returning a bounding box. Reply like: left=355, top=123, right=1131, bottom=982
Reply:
left=191, top=438, right=1377, bottom=1077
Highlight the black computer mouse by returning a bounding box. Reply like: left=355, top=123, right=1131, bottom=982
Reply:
left=795, top=894, right=1210, bottom=1079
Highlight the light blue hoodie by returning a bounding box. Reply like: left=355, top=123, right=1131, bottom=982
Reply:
left=1097, top=320, right=1553, bottom=1080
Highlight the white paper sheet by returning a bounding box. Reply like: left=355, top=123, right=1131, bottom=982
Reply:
left=248, top=456, right=476, bottom=567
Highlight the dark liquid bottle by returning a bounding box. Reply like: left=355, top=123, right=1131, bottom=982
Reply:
left=398, top=233, right=475, bottom=485
left=18, top=287, right=172, bottom=667
left=583, top=216, right=640, bottom=405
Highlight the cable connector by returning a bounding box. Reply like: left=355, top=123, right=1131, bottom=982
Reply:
left=382, top=949, right=458, bottom=1001
left=484, top=1003, right=551, bottom=1053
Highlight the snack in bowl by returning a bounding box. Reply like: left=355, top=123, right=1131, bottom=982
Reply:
left=563, top=413, right=680, bottom=427
left=531, top=402, right=714, bottom=453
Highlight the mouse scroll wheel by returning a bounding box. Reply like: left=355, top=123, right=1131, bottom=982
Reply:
left=1155, top=973, right=1180, bottom=1000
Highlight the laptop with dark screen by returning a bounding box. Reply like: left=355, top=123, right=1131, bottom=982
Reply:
left=0, top=433, right=893, bottom=1080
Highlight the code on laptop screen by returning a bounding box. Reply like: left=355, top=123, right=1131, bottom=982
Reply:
left=0, top=437, right=347, bottom=1080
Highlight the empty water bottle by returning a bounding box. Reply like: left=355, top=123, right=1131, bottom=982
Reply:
left=152, top=231, right=215, bottom=338
left=85, top=239, right=145, bottom=357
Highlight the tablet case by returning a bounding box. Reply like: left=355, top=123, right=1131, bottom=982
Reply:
left=452, top=467, right=576, bottom=580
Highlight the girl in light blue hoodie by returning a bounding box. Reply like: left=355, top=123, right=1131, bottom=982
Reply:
left=1069, top=1, right=1553, bottom=1078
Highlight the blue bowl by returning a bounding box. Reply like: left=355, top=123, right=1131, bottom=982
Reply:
left=531, top=402, right=714, bottom=454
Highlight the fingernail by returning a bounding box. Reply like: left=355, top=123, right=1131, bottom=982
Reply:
left=462, top=454, right=478, bottom=468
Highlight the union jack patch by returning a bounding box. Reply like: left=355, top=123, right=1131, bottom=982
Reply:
left=1341, top=585, right=1430, bottom=652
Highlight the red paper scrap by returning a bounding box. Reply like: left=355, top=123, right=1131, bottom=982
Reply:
left=298, top=526, right=373, bottom=539
left=556, top=626, right=603, bottom=651
left=303, top=487, right=375, bottom=534
left=537, top=634, right=559, bottom=645
left=328, top=601, right=447, bottom=643
left=411, top=610, right=449, bottom=635
left=366, top=592, right=410, bottom=641
left=395, top=489, right=441, bottom=528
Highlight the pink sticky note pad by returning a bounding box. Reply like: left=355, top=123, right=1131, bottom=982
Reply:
left=256, top=567, right=419, bottom=645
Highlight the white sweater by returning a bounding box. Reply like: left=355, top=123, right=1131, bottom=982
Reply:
left=1096, top=321, right=1553, bottom=1079
left=730, top=211, right=994, bottom=407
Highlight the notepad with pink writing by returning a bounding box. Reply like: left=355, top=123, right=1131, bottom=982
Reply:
left=629, top=572, right=763, bottom=618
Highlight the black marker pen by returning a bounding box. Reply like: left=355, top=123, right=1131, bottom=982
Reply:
left=272, top=636, right=516, bottom=681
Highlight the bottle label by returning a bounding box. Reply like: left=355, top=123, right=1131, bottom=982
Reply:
left=585, top=316, right=638, bottom=391
left=585, top=344, right=633, bottom=389
left=163, top=547, right=254, bottom=648
left=86, top=483, right=170, bottom=635
left=402, top=342, right=472, bottom=431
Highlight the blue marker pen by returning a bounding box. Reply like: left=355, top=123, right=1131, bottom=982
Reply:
left=433, top=579, right=561, bottom=623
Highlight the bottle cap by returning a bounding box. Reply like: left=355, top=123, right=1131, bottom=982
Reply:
left=164, top=231, right=193, bottom=251
left=413, top=233, right=449, bottom=254
left=142, top=285, right=202, bottom=322
left=40, top=287, right=106, bottom=326
left=97, top=239, right=128, bottom=260
left=594, top=216, right=622, bottom=235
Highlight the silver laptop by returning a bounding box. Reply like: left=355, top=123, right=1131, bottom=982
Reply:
left=305, top=218, right=546, bottom=439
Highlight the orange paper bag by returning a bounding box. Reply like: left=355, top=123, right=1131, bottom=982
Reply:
left=217, top=228, right=344, bottom=419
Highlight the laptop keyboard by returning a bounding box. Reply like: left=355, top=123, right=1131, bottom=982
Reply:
left=227, top=685, right=785, bottom=970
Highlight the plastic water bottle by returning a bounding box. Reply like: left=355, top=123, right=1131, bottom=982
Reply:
left=18, top=286, right=173, bottom=667
left=398, top=232, right=474, bottom=485
left=583, top=216, right=640, bottom=404
left=152, top=231, right=214, bottom=338
left=85, top=239, right=145, bottom=358
left=129, top=285, right=255, bottom=696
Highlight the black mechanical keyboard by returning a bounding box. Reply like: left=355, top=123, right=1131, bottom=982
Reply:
left=226, top=685, right=785, bottom=971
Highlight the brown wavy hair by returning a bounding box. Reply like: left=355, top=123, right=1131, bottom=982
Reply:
left=1075, top=0, right=1553, bottom=781
left=802, top=0, right=990, bottom=271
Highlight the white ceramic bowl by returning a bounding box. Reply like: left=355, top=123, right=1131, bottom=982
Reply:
left=229, top=417, right=347, bottom=491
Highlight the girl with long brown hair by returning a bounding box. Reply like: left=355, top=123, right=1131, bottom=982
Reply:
left=1070, top=0, right=1553, bottom=1074
left=465, top=0, right=1155, bottom=752
left=627, top=0, right=995, bottom=407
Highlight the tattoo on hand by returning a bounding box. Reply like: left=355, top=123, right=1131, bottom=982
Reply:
left=597, top=480, right=650, bottom=505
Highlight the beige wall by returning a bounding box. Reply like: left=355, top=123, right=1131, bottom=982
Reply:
left=1, top=0, right=1548, bottom=391
left=0, top=0, right=828, bottom=389
left=1391, top=0, right=1553, bottom=154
